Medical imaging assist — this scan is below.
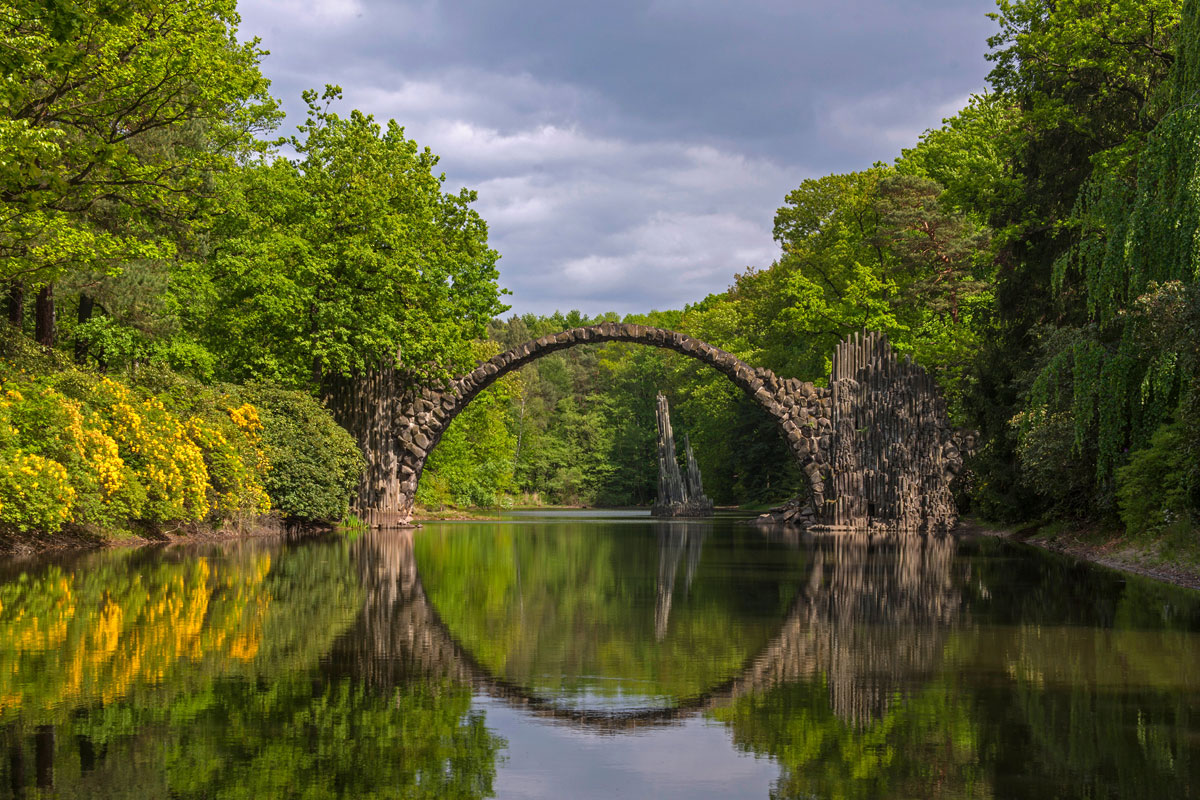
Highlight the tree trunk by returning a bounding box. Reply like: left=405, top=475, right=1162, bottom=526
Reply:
left=74, top=293, right=94, bottom=363
left=34, top=285, right=54, bottom=347
left=34, top=726, right=53, bottom=790
left=5, top=281, right=23, bottom=327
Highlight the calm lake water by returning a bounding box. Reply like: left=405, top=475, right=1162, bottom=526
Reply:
left=3, top=510, right=1200, bottom=798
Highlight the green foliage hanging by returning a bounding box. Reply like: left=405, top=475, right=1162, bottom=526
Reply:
left=1020, top=0, right=1200, bottom=518
left=1116, top=418, right=1193, bottom=534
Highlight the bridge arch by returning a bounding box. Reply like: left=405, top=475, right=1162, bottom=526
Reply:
left=385, top=323, right=834, bottom=521
left=353, top=325, right=964, bottom=531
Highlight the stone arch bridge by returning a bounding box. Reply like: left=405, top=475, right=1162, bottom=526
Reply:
left=347, top=324, right=967, bottom=531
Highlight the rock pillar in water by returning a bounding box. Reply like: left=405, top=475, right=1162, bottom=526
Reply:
left=652, top=393, right=713, bottom=517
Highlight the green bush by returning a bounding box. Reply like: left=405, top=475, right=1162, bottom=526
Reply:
left=231, top=385, right=363, bottom=522
left=1115, top=418, right=1194, bottom=536
left=1012, top=409, right=1099, bottom=515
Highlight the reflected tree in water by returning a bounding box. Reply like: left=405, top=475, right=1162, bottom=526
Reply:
left=0, top=538, right=504, bottom=800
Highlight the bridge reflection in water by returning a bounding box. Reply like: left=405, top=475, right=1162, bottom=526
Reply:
left=333, top=524, right=962, bottom=730
left=5, top=523, right=1200, bottom=799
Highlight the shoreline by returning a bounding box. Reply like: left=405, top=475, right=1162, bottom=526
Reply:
left=0, top=515, right=333, bottom=559
left=8, top=511, right=1200, bottom=594
left=957, top=518, right=1200, bottom=592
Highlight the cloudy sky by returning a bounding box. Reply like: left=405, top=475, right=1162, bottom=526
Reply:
left=235, top=0, right=997, bottom=317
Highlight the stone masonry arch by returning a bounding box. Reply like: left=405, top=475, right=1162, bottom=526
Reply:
left=370, top=322, right=831, bottom=524
left=349, top=325, right=965, bottom=531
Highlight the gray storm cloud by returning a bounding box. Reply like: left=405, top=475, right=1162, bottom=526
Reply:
left=237, top=0, right=995, bottom=316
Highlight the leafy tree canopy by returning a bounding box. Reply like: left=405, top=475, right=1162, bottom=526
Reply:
left=0, top=0, right=278, bottom=285
left=178, top=87, right=508, bottom=388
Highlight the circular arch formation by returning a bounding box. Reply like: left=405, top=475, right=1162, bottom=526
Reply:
left=342, top=528, right=960, bottom=732
left=388, top=323, right=834, bottom=521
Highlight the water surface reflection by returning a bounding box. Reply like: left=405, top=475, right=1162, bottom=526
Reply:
left=1, top=516, right=1200, bottom=799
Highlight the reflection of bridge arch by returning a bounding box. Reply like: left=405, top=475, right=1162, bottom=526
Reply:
left=348, top=326, right=965, bottom=530
left=333, top=528, right=962, bottom=731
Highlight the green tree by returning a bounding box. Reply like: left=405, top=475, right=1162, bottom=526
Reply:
left=1004, top=0, right=1200, bottom=528
left=0, top=0, right=277, bottom=343
left=896, top=93, right=1024, bottom=219
left=182, top=87, right=504, bottom=387
left=964, top=0, right=1186, bottom=520
left=174, top=88, right=507, bottom=518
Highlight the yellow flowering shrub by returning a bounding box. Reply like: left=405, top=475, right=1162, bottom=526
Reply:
left=0, top=450, right=75, bottom=532
left=0, top=388, right=20, bottom=449
left=2, top=381, right=133, bottom=526
left=0, top=335, right=367, bottom=533
left=0, top=357, right=273, bottom=532
left=90, top=379, right=211, bottom=522
left=187, top=413, right=271, bottom=518
left=4, top=382, right=145, bottom=526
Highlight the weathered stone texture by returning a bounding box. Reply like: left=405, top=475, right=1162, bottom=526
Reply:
left=652, top=394, right=713, bottom=517
left=370, top=324, right=964, bottom=532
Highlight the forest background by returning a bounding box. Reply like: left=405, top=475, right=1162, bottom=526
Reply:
left=1, top=0, right=1199, bottom=544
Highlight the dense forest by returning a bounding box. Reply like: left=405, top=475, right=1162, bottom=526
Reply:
left=1, top=0, right=1198, bottom=543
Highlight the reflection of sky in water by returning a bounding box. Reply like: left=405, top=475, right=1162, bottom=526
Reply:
left=530, top=678, right=674, bottom=713
left=477, top=695, right=779, bottom=800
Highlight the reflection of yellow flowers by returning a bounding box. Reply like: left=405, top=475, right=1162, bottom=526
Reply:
left=0, top=553, right=276, bottom=716
left=93, top=599, right=124, bottom=656
left=229, top=629, right=261, bottom=660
